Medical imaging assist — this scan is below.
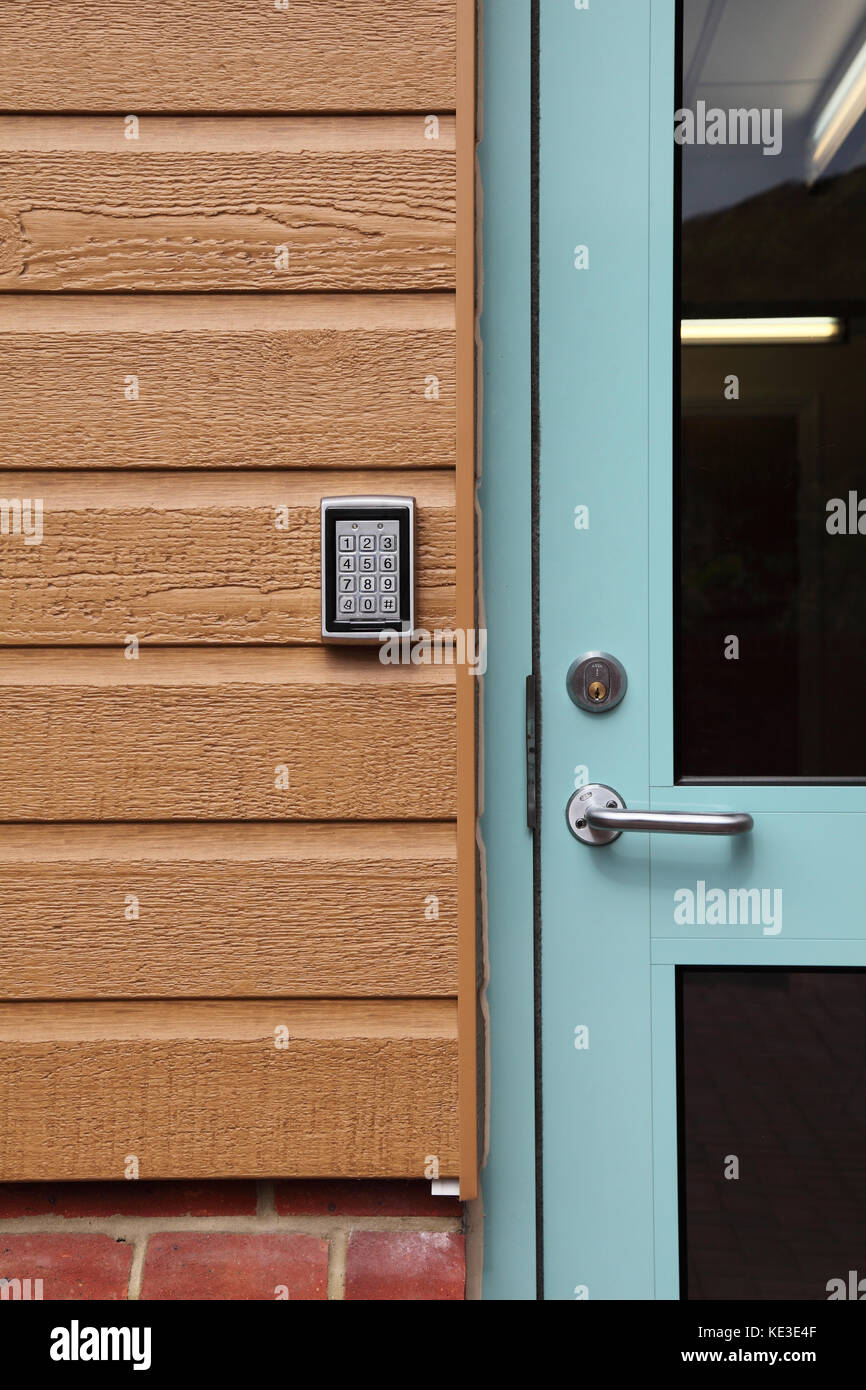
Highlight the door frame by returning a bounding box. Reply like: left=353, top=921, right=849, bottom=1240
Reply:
left=481, top=0, right=675, bottom=1303
left=537, top=0, right=661, bottom=1301
left=478, top=0, right=538, bottom=1299
left=527, top=0, right=866, bottom=1303
left=480, top=0, right=667, bottom=1303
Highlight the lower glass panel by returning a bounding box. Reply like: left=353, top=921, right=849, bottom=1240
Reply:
left=679, top=967, right=866, bottom=1300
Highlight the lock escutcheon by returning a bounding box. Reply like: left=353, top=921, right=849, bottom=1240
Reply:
left=566, top=652, right=627, bottom=712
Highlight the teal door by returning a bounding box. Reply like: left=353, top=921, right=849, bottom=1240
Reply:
left=538, top=0, right=866, bottom=1300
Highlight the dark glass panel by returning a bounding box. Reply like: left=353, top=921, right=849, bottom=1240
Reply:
left=677, top=1, right=866, bottom=779
left=680, top=969, right=866, bottom=1301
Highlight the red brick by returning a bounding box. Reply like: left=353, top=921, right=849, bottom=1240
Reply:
left=345, top=1231, right=465, bottom=1301
left=0, top=1180, right=257, bottom=1220
left=274, top=1179, right=461, bottom=1219
left=140, top=1233, right=328, bottom=1301
left=0, top=1234, right=132, bottom=1300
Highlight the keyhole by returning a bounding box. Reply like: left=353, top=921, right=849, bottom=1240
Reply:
left=588, top=680, right=607, bottom=703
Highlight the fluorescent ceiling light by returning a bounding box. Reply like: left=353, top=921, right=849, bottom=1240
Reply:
left=681, top=317, right=843, bottom=345
left=810, top=36, right=866, bottom=181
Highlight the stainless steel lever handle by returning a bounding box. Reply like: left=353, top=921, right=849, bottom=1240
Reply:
left=566, top=784, right=753, bottom=846
left=588, top=807, right=753, bottom=836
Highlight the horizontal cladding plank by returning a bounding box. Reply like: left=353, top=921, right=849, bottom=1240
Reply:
left=0, top=117, right=458, bottom=153
left=0, top=1000, right=459, bottom=1180
left=0, top=290, right=458, bottom=469
left=0, top=470, right=455, bottom=643
left=0, top=118, right=455, bottom=292
left=0, top=293, right=456, bottom=470
left=0, top=1, right=457, bottom=113
left=0, top=998, right=457, bottom=1041
left=0, top=822, right=457, bottom=998
left=0, top=649, right=457, bottom=821
left=0, top=292, right=456, bottom=331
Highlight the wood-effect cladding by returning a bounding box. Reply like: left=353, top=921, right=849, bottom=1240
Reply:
left=0, top=1, right=477, bottom=1193
left=0, top=1000, right=459, bottom=1180
left=0, top=118, right=456, bottom=292
left=0, top=297, right=456, bottom=471
left=0, top=2, right=457, bottom=112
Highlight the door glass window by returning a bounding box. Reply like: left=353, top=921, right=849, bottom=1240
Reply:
left=677, top=0, right=866, bottom=781
left=680, top=969, right=866, bottom=1300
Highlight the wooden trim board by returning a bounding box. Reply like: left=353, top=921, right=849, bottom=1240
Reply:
left=456, top=0, right=478, bottom=1201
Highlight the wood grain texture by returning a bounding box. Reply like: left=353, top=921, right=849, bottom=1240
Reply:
left=0, top=650, right=457, bottom=821
left=0, top=295, right=456, bottom=470
left=0, top=117, right=456, bottom=292
left=0, top=471, right=455, bottom=643
left=0, top=1, right=457, bottom=113
left=0, top=823, right=457, bottom=999
left=0, top=1000, right=459, bottom=1180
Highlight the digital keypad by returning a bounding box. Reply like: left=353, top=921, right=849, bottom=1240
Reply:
left=321, top=497, right=414, bottom=640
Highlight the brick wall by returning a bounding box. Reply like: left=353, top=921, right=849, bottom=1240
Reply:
left=0, top=1181, right=465, bottom=1301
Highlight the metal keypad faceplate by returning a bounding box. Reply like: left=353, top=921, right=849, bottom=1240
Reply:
left=321, top=497, right=414, bottom=641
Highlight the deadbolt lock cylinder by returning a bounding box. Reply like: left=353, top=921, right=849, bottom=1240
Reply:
left=566, top=652, right=628, bottom=712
